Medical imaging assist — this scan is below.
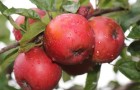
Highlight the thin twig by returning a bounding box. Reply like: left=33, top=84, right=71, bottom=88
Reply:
left=0, top=42, right=19, bottom=54
left=87, top=7, right=129, bottom=19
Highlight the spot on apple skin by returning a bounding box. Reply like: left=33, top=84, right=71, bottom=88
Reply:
left=22, top=81, right=32, bottom=90
left=72, top=48, right=85, bottom=56
left=92, top=45, right=95, bottom=48
left=112, top=29, right=118, bottom=39
left=96, top=51, right=100, bottom=56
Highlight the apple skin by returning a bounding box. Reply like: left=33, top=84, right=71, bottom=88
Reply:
left=13, top=8, right=46, bottom=41
left=14, top=47, right=62, bottom=90
left=89, top=16, right=125, bottom=63
left=59, top=59, right=95, bottom=75
left=44, top=13, right=95, bottom=65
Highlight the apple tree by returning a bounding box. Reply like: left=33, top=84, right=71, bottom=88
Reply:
left=0, top=0, right=140, bottom=90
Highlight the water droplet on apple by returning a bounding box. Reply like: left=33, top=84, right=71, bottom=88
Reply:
left=92, top=45, right=94, bottom=48
left=111, top=55, right=114, bottom=59
left=104, top=36, right=108, bottom=39
left=96, top=51, right=100, bottom=56
left=52, top=57, right=56, bottom=61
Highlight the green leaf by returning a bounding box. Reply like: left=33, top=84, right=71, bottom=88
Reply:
left=128, top=40, right=140, bottom=56
left=136, top=61, right=140, bottom=71
left=69, top=85, right=83, bottom=90
left=0, top=1, right=8, bottom=13
left=20, top=21, right=46, bottom=46
left=107, top=80, right=120, bottom=90
left=84, top=65, right=101, bottom=90
left=0, top=15, right=10, bottom=44
left=120, top=46, right=130, bottom=59
left=114, top=58, right=127, bottom=73
left=41, top=11, right=61, bottom=24
left=98, top=0, right=129, bottom=9
left=19, top=43, right=37, bottom=53
left=29, top=0, right=62, bottom=11
left=79, top=0, right=89, bottom=5
left=115, top=0, right=140, bottom=31
left=53, top=0, right=63, bottom=11
left=62, top=1, right=80, bottom=13
left=0, top=73, right=19, bottom=90
left=115, top=59, right=140, bottom=81
left=29, top=0, right=53, bottom=11
left=128, top=25, right=140, bottom=39
left=29, top=0, right=64, bottom=11
left=62, top=71, right=71, bottom=82
left=0, top=49, right=18, bottom=74
left=3, top=8, right=40, bottom=19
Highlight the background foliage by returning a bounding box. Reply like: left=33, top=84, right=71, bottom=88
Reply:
left=0, top=0, right=140, bottom=90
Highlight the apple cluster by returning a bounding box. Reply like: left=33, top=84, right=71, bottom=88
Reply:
left=13, top=8, right=124, bottom=90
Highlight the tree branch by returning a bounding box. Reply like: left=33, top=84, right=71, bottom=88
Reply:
left=0, top=42, right=19, bottom=54
left=87, top=7, right=129, bottom=19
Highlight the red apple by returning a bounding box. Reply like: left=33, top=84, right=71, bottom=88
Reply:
left=77, top=4, right=94, bottom=18
left=77, top=6, right=89, bottom=17
left=14, top=47, right=62, bottom=90
left=13, top=8, right=46, bottom=41
left=44, top=13, right=95, bottom=65
left=59, top=59, right=95, bottom=75
left=89, top=16, right=125, bottom=63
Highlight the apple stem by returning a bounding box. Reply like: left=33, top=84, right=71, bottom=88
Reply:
left=47, top=11, right=53, bottom=21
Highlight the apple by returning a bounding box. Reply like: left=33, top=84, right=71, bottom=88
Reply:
left=77, top=6, right=89, bottom=17
left=77, top=4, right=94, bottom=18
left=14, top=47, right=62, bottom=90
left=13, top=8, right=46, bottom=41
left=72, top=0, right=78, bottom=2
left=89, top=16, right=125, bottom=63
left=59, top=59, right=95, bottom=75
left=44, top=13, right=95, bottom=65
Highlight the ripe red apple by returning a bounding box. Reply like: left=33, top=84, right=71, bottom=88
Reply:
left=77, top=6, right=89, bottom=17
left=44, top=13, right=95, bottom=65
left=77, top=4, right=94, bottom=18
left=14, top=47, right=62, bottom=90
left=89, top=16, right=125, bottom=63
left=59, top=59, right=95, bottom=75
left=13, top=8, right=46, bottom=41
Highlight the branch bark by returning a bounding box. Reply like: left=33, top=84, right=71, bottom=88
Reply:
left=0, top=42, right=19, bottom=54
left=87, top=7, right=129, bottom=19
